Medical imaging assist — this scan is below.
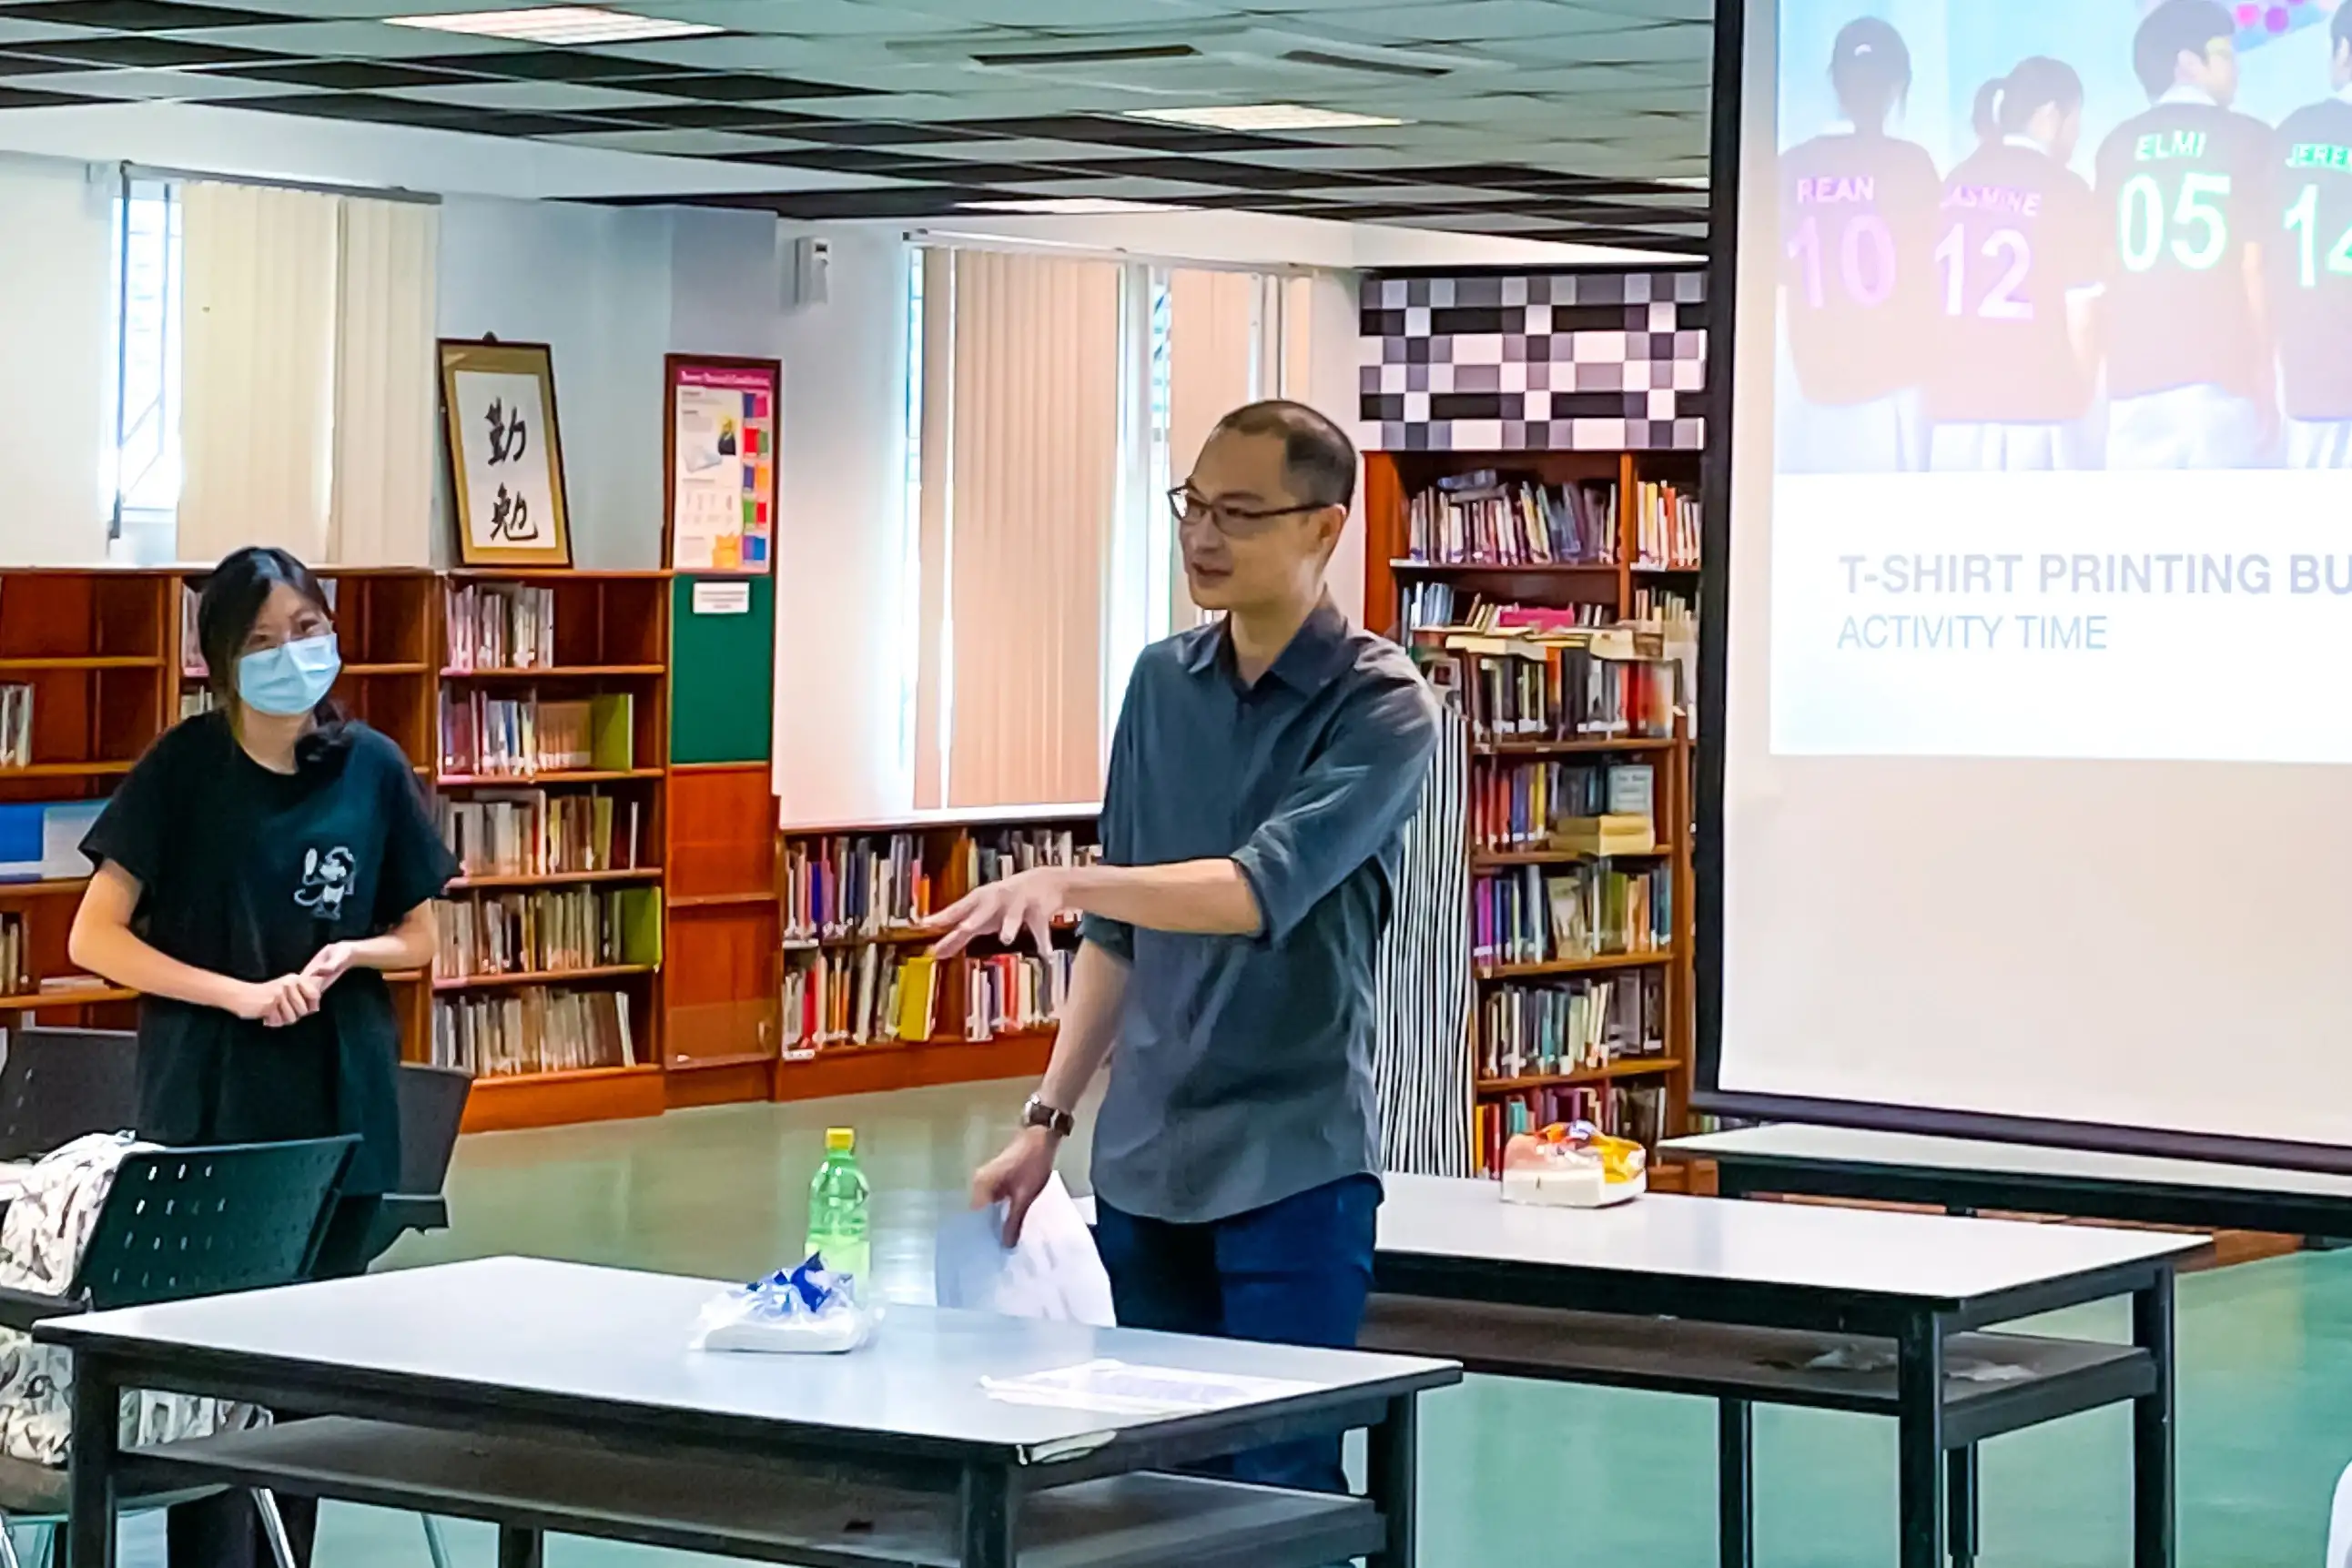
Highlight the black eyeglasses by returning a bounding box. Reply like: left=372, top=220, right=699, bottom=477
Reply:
left=1167, top=484, right=1337, bottom=539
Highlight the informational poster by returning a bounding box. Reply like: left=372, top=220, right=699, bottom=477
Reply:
left=665, top=357, right=779, bottom=574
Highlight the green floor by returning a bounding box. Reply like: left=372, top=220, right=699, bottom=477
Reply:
left=280, top=1087, right=2352, bottom=1567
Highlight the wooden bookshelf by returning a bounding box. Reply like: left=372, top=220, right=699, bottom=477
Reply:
left=772, top=805, right=1098, bottom=1104
left=1363, top=449, right=1700, bottom=1177
left=0, top=568, right=176, bottom=1033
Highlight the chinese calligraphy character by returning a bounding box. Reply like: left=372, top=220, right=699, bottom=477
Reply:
left=488, top=483, right=538, bottom=541
left=484, top=399, right=528, bottom=465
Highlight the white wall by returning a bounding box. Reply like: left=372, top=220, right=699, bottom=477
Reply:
left=0, top=157, right=114, bottom=564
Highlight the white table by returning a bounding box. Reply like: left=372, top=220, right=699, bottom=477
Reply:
left=1667, top=1124, right=2352, bottom=1236
left=41, top=1256, right=1459, bottom=1568
left=1360, top=1174, right=2203, bottom=1568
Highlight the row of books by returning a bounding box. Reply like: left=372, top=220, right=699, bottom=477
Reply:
left=179, top=688, right=216, bottom=721
left=1406, top=472, right=1618, bottom=566
left=1628, top=586, right=1697, bottom=639
left=0, top=686, right=29, bottom=769
left=1423, top=632, right=1680, bottom=744
left=1478, top=972, right=1668, bottom=1081
left=779, top=945, right=1071, bottom=1050
left=438, top=790, right=644, bottom=879
left=1473, top=761, right=1655, bottom=855
left=1473, top=862, right=1672, bottom=968
left=782, top=828, right=1096, bottom=939
left=0, top=913, right=23, bottom=996
left=1632, top=481, right=1700, bottom=571
left=433, top=886, right=661, bottom=979
left=438, top=690, right=634, bottom=778
left=445, top=582, right=557, bottom=672
left=1402, top=585, right=1617, bottom=636
left=430, top=986, right=637, bottom=1077
left=1476, top=1083, right=1668, bottom=1171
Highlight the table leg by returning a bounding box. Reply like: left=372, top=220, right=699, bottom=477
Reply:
left=1718, top=1398, right=1754, bottom=1568
left=66, top=1351, right=117, bottom=1568
left=958, top=1465, right=1016, bottom=1568
left=495, top=1525, right=542, bottom=1568
left=2132, top=1270, right=2176, bottom=1568
left=1947, top=1445, right=1979, bottom=1568
left=1897, top=1313, right=1947, bottom=1568
left=1366, top=1393, right=1419, bottom=1568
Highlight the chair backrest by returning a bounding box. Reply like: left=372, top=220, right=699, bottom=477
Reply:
left=0, top=1028, right=138, bottom=1163
left=70, top=1137, right=356, bottom=1311
left=393, top=1063, right=470, bottom=1197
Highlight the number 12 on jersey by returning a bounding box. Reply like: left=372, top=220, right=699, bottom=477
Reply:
left=2284, top=183, right=2352, bottom=288
left=1935, top=226, right=2034, bottom=320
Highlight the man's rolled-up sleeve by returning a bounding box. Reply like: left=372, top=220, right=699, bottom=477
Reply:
left=1229, top=666, right=1439, bottom=945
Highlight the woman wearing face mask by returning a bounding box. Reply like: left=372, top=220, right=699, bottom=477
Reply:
left=69, top=547, right=455, bottom=1563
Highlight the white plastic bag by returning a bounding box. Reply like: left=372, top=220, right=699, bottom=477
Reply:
left=691, top=1257, right=876, bottom=1354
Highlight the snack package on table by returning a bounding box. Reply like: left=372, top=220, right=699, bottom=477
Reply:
left=692, top=1254, right=876, bottom=1353
left=1500, top=1120, right=1647, bottom=1209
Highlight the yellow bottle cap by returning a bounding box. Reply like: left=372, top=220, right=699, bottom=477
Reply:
left=826, top=1128, right=855, bottom=1153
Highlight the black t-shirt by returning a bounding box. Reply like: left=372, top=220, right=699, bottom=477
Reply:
left=1929, top=141, right=2104, bottom=422
left=2093, top=98, right=2278, bottom=400
left=2272, top=96, right=2352, bottom=420
left=81, top=714, right=456, bottom=1195
left=1779, top=129, right=1943, bottom=405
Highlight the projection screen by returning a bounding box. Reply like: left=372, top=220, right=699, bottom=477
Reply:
left=1703, top=0, right=2352, bottom=1166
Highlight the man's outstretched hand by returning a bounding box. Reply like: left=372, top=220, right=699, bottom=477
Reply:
left=921, top=866, right=1069, bottom=957
left=971, top=1125, right=1059, bottom=1246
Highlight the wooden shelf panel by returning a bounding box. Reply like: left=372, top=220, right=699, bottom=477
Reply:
left=772, top=1030, right=1053, bottom=1102
left=0, top=655, right=164, bottom=672
left=1476, top=1058, right=1683, bottom=1096
left=0, top=762, right=137, bottom=780
left=0, top=878, right=91, bottom=899
left=1389, top=560, right=1621, bottom=575
left=1472, top=736, right=1677, bottom=756
left=668, top=891, right=773, bottom=911
left=435, top=769, right=664, bottom=786
left=440, top=665, right=666, bottom=679
left=1475, top=845, right=1674, bottom=867
left=431, top=963, right=656, bottom=994
left=446, top=868, right=662, bottom=891
left=0, top=986, right=137, bottom=1008
left=1476, top=950, right=1674, bottom=982
left=458, top=1063, right=667, bottom=1135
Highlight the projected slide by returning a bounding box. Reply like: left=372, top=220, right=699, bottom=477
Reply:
left=1769, top=0, right=2352, bottom=760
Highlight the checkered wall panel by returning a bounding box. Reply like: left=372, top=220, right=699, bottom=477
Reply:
left=1358, top=269, right=1708, bottom=453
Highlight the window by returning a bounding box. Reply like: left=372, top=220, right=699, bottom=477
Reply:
left=104, top=177, right=183, bottom=559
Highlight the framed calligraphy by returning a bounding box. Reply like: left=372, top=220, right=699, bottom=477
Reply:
left=439, top=339, right=573, bottom=568
left=663, top=354, right=779, bottom=574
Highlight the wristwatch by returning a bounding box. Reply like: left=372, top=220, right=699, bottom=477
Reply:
left=1021, top=1094, right=1075, bottom=1138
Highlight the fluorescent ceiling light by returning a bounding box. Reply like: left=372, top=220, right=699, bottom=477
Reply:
left=384, top=6, right=719, bottom=45
left=1123, top=103, right=1406, bottom=133
left=958, top=197, right=1185, bottom=215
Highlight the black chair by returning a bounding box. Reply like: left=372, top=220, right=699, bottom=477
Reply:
left=362, top=1064, right=471, bottom=1263
left=0, top=1136, right=356, bottom=1568
left=0, top=1030, right=137, bottom=1164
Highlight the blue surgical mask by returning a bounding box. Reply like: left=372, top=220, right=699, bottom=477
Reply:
left=237, top=633, right=341, bottom=717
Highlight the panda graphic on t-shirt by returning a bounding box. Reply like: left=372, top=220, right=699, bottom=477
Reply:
left=296, top=846, right=356, bottom=920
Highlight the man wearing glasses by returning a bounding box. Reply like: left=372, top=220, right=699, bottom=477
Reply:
left=928, top=399, right=1437, bottom=1497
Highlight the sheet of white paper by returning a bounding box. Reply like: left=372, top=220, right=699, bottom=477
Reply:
left=980, top=1359, right=1320, bottom=1416
left=934, top=1173, right=1115, bottom=1327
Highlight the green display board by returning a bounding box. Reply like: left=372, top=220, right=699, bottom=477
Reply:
left=669, top=573, right=775, bottom=764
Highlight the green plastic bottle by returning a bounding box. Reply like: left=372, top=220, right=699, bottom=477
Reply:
left=804, top=1127, right=871, bottom=1290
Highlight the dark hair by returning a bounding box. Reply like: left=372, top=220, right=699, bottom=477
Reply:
left=195, top=546, right=338, bottom=723
left=1207, top=400, right=1358, bottom=511
left=2337, top=0, right=2352, bottom=55
left=2134, top=0, right=2233, bottom=96
left=1830, top=16, right=1912, bottom=129
left=1972, top=56, right=2085, bottom=142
